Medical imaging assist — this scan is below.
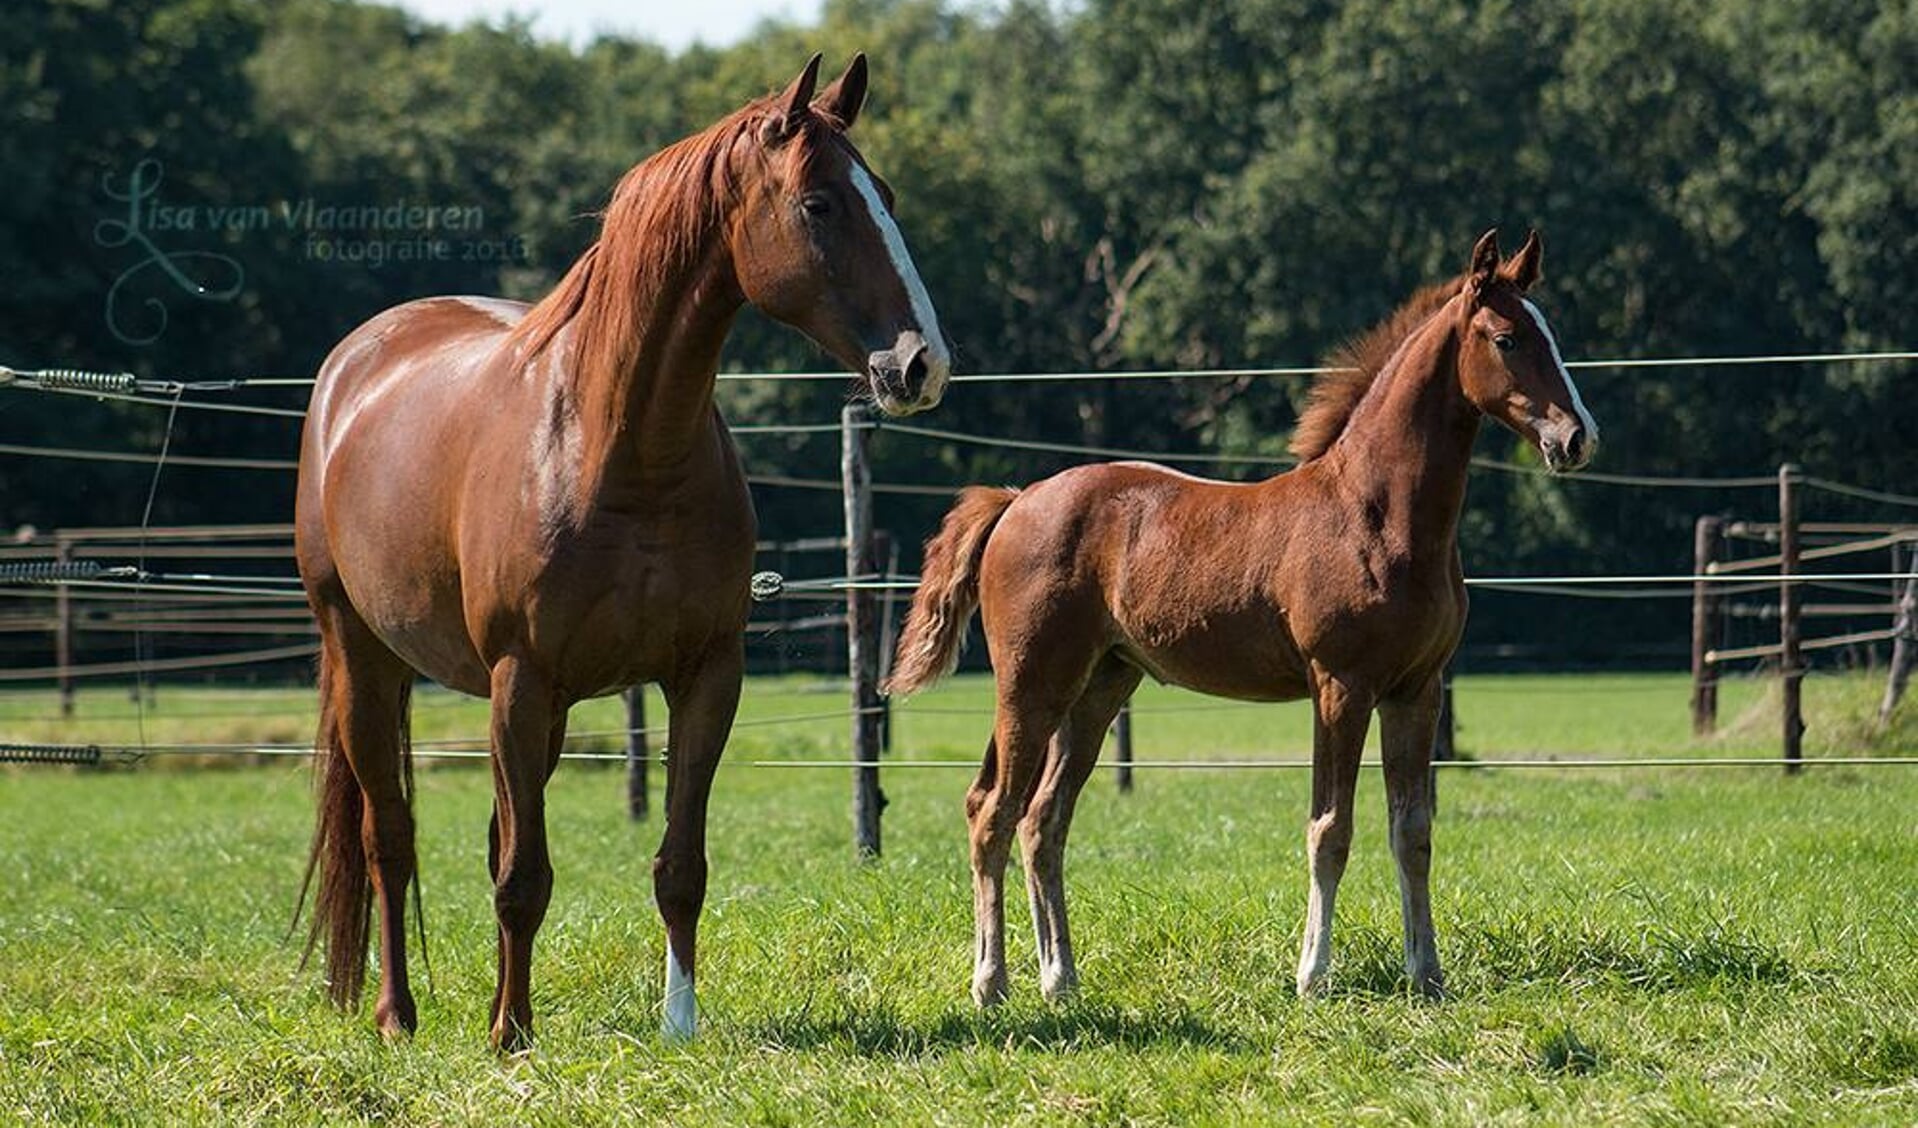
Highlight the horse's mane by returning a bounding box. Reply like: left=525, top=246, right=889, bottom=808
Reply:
left=506, top=94, right=836, bottom=384
left=1288, top=278, right=1465, bottom=462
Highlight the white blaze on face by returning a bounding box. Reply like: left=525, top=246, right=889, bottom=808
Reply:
left=1520, top=298, right=1599, bottom=444
left=847, top=163, right=952, bottom=385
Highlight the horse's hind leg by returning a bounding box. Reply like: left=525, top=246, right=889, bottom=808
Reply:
left=316, top=601, right=419, bottom=1037
left=1296, top=666, right=1374, bottom=997
left=485, top=655, right=565, bottom=1053
left=1019, top=653, right=1142, bottom=1002
left=968, top=680, right=1073, bottom=1007
left=1380, top=679, right=1444, bottom=997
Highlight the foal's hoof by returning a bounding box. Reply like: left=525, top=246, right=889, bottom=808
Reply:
left=490, top=1021, right=534, bottom=1056
left=1038, top=973, right=1080, bottom=1005
left=971, top=971, right=1009, bottom=1009
left=1410, top=969, right=1447, bottom=1001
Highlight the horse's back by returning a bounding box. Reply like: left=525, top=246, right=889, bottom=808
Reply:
left=978, top=461, right=1315, bottom=700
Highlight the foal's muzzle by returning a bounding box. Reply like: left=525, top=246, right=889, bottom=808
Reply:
left=866, top=330, right=948, bottom=416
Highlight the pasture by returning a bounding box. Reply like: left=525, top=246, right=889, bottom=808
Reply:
left=3, top=671, right=1916, bottom=1124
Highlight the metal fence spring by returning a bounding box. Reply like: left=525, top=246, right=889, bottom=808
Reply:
left=0, top=742, right=104, bottom=766
left=29, top=368, right=141, bottom=393
left=0, top=560, right=107, bottom=583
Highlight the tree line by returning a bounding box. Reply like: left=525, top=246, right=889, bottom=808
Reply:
left=3, top=0, right=1913, bottom=664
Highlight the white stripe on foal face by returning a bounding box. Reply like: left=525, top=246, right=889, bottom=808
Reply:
left=848, top=163, right=951, bottom=380
left=1520, top=298, right=1599, bottom=444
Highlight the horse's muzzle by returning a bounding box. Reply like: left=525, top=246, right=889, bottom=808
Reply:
left=867, top=330, right=948, bottom=416
left=1540, top=422, right=1595, bottom=474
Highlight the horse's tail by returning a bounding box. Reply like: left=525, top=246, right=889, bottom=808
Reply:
left=885, top=486, right=1019, bottom=698
left=294, top=654, right=416, bottom=1008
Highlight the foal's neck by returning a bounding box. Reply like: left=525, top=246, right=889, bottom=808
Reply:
left=1321, top=310, right=1481, bottom=553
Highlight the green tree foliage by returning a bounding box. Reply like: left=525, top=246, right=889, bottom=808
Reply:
left=2, top=0, right=1912, bottom=663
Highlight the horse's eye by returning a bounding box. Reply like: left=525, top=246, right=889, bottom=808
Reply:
left=1493, top=334, right=1516, bottom=353
left=801, top=193, right=831, bottom=217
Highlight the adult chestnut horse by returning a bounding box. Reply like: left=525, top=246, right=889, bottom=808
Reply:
left=888, top=230, right=1595, bottom=1007
left=295, top=54, right=950, bottom=1049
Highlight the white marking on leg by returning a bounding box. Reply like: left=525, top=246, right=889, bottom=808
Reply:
left=848, top=164, right=951, bottom=392
left=662, top=946, right=696, bottom=1041
left=1521, top=298, right=1599, bottom=443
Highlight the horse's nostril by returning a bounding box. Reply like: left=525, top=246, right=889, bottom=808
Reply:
left=1566, top=428, right=1586, bottom=464
left=902, top=346, right=928, bottom=392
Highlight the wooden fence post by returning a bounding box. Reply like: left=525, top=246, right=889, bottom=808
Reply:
left=1778, top=464, right=1803, bottom=773
left=843, top=404, right=884, bottom=857
left=54, top=536, right=74, bottom=718
left=1881, top=540, right=1917, bottom=724
left=1690, top=515, right=1724, bottom=735
left=623, top=685, right=649, bottom=821
left=1112, top=701, right=1134, bottom=793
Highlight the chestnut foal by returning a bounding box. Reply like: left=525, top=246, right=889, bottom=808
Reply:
left=888, top=230, right=1595, bottom=1006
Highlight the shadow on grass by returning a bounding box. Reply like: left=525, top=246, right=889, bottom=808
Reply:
left=1306, top=920, right=1800, bottom=999
left=746, top=998, right=1249, bottom=1057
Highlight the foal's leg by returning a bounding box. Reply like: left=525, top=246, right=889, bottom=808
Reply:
left=967, top=689, right=1066, bottom=1007
left=654, top=641, right=743, bottom=1041
left=1380, top=679, right=1444, bottom=996
left=317, top=603, right=419, bottom=1037
left=1296, top=668, right=1374, bottom=997
left=1019, top=654, right=1141, bottom=1002
left=486, top=655, right=565, bottom=1053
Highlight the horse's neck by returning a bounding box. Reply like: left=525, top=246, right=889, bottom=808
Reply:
left=1320, top=313, right=1480, bottom=554
left=572, top=238, right=742, bottom=475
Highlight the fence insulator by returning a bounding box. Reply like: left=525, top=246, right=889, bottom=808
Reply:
left=750, top=570, right=786, bottom=601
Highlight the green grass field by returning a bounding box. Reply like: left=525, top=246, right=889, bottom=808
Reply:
left=3, top=672, right=1916, bottom=1123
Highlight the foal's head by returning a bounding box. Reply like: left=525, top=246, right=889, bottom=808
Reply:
left=1453, top=230, right=1598, bottom=473
left=729, top=54, right=950, bottom=416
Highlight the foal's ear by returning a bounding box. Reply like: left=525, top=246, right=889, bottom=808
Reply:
left=1467, top=228, right=1501, bottom=299
left=762, top=53, right=824, bottom=145
left=813, top=53, right=869, bottom=131
left=1499, top=228, right=1543, bottom=292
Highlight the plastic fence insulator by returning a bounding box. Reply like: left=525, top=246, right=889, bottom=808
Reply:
left=750, top=570, right=786, bottom=601
left=0, top=742, right=104, bottom=766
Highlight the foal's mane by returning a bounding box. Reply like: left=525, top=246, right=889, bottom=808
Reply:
left=507, top=95, right=838, bottom=386
left=1288, top=278, right=1465, bottom=462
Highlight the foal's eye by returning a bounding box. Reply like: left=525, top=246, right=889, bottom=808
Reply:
left=1493, top=333, right=1516, bottom=353
left=801, top=193, right=832, bottom=217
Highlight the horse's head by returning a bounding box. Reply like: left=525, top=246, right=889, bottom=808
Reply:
left=728, top=54, right=950, bottom=416
left=1454, top=229, right=1598, bottom=473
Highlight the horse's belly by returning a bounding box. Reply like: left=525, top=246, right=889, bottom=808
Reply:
left=1118, top=616, right=1309, bottom=702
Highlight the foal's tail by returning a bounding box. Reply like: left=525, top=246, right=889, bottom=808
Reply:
left=885, top=486, right=1018, bottom=698
left=294, top=654, right=416, bottom=1008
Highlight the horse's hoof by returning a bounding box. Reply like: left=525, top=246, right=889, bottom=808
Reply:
left=1411, top=969, right=1447, bottom=1001
left=1038, top=974, right=1079, bottom=1005
left=971, top=974, right=1009, bottom=1009
left=375, top=998, right=418, bottom=1041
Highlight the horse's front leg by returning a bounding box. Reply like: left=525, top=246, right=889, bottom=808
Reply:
left=1379, top=679, right=1444, bottom=997
left=655, top=638, right=743, bottom=1041
left=1296, top=666, right=1373, bottom=997
left=486, top=655, right=566, bottom=1053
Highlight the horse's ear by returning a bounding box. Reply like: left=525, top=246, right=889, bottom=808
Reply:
left=762, top=53, right=824, bottom=145
left=1500, top=228, right=1543, bottom=292
left=1467, top=228, right=1501, bottom=300
left=814, top=53, right=869, bottom=131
